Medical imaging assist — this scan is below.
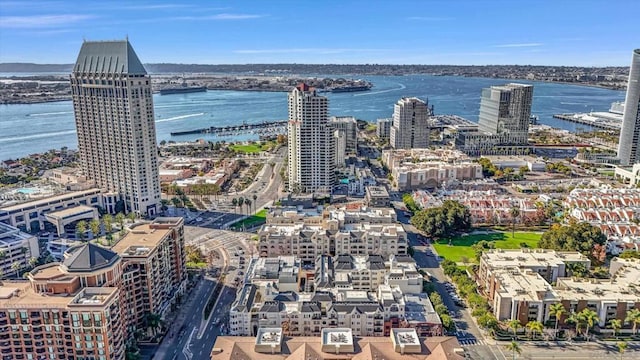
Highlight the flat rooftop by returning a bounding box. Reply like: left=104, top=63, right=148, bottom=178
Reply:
left=482, top=249, right=589, bottom=269
left=111, top=217, right=182, bottom=256
left=45, top=205, right=96, bottom=220
left=495, top=269, right=557, bottom=302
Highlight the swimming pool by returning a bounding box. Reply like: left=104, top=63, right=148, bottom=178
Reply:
left=17, top=188, right=38, bottom=194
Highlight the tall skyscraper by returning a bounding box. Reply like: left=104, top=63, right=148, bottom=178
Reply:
left=287, top=84, right=335, bottom=193
left=618, top=49, right=640, bottom=166
left=71, top=40, right=160, bottom=216
left=477, top=83, right=533, bottom=144
left=389, top=97, right=431, bottom=149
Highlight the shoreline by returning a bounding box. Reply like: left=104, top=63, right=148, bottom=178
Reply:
left=0, top=75, right=625, bottom=106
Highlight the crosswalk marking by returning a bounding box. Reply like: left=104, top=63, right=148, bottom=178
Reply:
left=458, top=338, right=486, bottom=346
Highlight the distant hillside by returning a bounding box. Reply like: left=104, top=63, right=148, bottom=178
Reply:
left=0, top=63, right=74, bottom=72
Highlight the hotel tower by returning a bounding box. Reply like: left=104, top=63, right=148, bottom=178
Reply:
left=618, top=49, right=640, bottom=165
left=70, top=40, right=160, bottom=216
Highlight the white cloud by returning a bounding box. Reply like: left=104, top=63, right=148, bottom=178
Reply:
left=493, top=43, right=543, bottom=48
left=0, top=14, right=94, bottom=29
left=178, top=13, right=266, bottom=20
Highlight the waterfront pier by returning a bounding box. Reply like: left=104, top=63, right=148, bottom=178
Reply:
left=170, top=120, right=287, bottom=136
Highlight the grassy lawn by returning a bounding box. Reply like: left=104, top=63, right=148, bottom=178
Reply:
left=230, top=142, right=272, bottom=154
left=231, top=209, right=268, bottom=230
left=432, top=231, right=542, bottom=263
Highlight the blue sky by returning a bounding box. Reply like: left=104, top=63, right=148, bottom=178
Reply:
left=0, top=0, right=638, bottom=66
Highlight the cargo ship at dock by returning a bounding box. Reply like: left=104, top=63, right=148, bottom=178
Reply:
left=318, top=83, right=373, bottom=93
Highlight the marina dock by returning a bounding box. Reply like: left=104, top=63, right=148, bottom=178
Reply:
left=170, top=120, right=288, bottom=136
left=553, top=113, right=621, bottom=131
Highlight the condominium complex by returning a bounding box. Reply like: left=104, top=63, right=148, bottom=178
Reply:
left=381, top=149, right=482, bottom=191
left=287, top=83, right=335, bottom=193
left=0, top=223, right=39, bottom=278
left=456, top=83, right=533, bottom=155
left=618, top=49, right=640, bottom=165
left=71, top=40, right=161, bottom=216
left=0, top=217, right=186, bottom=360
left=329, top=116, right=358, bottom=154
left=230, top=254, right=436, bottom=338
left=478, top=250, right=640, bottom=331
left=258, top=206, right=407, bottom=261
left=389, top=97, right=432, bottom=149
left=212, top=328, right=464, bottom=360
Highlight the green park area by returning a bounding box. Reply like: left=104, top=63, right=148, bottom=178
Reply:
left=231, top=208, right=268, bottom=230
left=229, top=142, right=272, bottom=154
left=432, top=231, right=542, bottom=263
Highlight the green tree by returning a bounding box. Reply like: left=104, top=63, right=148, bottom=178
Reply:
left=567, top=312, right=585, bottom=338
left=89, top=219, right=100, bottom=239
left=75, top=220, right=87, bottom=240
left=238, top=197, right=245, bottom=215
left=232, top=198, right=238, bottom=212
left=617, top=341, right=627, bottom=360
left=245, top=198, right=252, bottom=215
left=171, top=197, right=182, bottom=208
left=429, top=292, right=444, bottom=306
left=103, top=214, right=113, bottom=234
left=145, top=313, right=161, bottom=336
left=160, top=199, right=169, bottom=214
left=505, top=341, right=522, bottom=360
left=580, top=308, right=598, bottom=342
left=510, top=206, right=520, bottom=237
left=127, top=212, right=136, bottom=223
left=28, top=257, right=37, bottom=268
left=11, top=261, right=21, bottom=278
left=549, top=303, right=566, bottom=339
left=625, top=308, right=640, bottom=335
left=538, top=222, right=607, bottom=264
left=525, top=320, right=543, bottom=340
left=477, top=313, right=498, bottom=330
left=440, top=314, right=454, bottom=331
left=610, top=319, right=622, bottom=339
left=508, top=319, right=521, bottom=339
left=115, top=213, right=125, bottom=229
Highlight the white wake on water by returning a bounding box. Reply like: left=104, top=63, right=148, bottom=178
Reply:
left=0, top=130, right=77, bottom=143
left=156, top=113, right=205, bottom=123
left=353, top=83, right=406, bottom=97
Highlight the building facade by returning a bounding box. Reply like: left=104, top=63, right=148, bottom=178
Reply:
left=618, top=49, right=640, bottom=165
left=329, top=116, right=358, bottom=154
left=70, top=40, right=161, bottom=216
left=377, top=118, right=392, bottom=140
left=389, top=98, right=431, bottom=150
left=0, top=223, right=39, bottom=278
left=287, top=84, right=335, bottom=193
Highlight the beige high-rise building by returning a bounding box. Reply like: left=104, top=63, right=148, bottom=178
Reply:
left=617, top=49, right=640, bottom=165
left=70, top=40, right=161, bottom=217
left=390, top=97, right=431, bottom=149
left=287, top=84, right=335, bottom=193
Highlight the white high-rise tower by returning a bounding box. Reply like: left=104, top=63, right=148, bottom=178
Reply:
left=70, top=40, right=160, bottom=216
left=618, top=49, right=640, bottom=166
left=287, top=83, right=335, bottom=193
left=389, top=97, right=431, bottom=149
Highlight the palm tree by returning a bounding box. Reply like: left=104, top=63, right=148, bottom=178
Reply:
left=525, top=320, right=543, bottom=340
left=610, top=319, right=622, bottom=339
left=171, top=197, right=182, bottom=208
left=160, top=199, right=169, bottom=215
left=127, top=212, right=136, bottom=223
left=28, top=257, right=38, bottom=269
left=625, top=308, right=640, bottom=335
left=245, top=199, right=252, bottom=215
left=75, top=220, right=87, bottom=240
left=549, top=303, right=566, bottom=339
left=238, top=197, right=244, bottom=215
left=581, top=309, right=598, bottom=342
left=617, top=341, right=627, bottom=360
left=508, top=319, right=521, bottom=339
left=146, top=313, right=161, bottom=336
left=89, top=219, right=100, bottom=239
left=505, top=341, right=522, bottom=360
left=509, top=206, right=520, bottom=237
left=253, top=194, right=258, bottom=209
left=11, top=261, right=21, bottom=278
left=103, top=214, right=113, bottom=234
left=567, top=312, right=585, bottom=338
left=115, top=213, right=125, bottom=229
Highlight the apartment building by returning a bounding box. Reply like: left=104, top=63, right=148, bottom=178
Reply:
left=258, top=206, right=406, bottom=261
left=287, top=83, right=336, bottom=193
left=0, top=217, right=186, bottom=360
left=377, top=118, right=392, bottom=141
left=1, top=243, right=127, bottom=360
left=478, top=250, right=640, bottom=330
left=0, top=223, right=40, bottom=278
left=71, top=40, right=161, bottom=217
left=617, top=49, right=640, bottom=165
left=212, top=328, right=464, bottom=360
left=389, top=97, right=432, bottom=149
left=111, top=217, right=187, bottom=329
left=364, top=186, right=390, bottom=207
left=381, top=148, right=482, bottom=191
left=329, top=116, right=358, bottom=154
